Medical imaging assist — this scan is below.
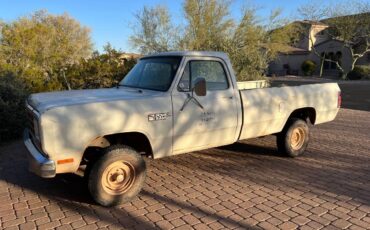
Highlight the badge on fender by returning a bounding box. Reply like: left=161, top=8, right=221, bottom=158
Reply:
left=148, top=112, right=171, bottom=121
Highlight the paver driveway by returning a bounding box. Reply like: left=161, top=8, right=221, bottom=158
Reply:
left=0, top=108, right=369, bottom=230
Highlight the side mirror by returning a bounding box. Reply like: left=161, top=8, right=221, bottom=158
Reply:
left=193, top=78, right=206, bottom=96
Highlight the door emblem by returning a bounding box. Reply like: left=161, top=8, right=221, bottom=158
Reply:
left=148, top=112, right=171, bottom=121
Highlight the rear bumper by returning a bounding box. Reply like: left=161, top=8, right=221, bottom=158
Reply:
left=23, top=129, right=56, bottom=178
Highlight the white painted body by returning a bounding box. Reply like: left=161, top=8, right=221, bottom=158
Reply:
left=239, top=83, right=339, bottom=140
left=26, top=51, right=340, bottom=175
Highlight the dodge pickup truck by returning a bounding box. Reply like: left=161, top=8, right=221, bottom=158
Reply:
left=24, top=51, right=341, bottom=206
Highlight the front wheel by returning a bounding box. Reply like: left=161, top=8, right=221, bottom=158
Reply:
left=88, top=145, right=146, bottom=206
left=277, top=118, right=310, bottom=157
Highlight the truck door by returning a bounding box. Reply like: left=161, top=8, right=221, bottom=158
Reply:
left=171, top=57, right=239, bottom=154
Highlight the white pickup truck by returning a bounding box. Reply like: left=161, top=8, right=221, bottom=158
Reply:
left=24, top=51, right=341, bottom=206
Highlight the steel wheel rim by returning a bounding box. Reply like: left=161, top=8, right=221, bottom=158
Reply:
left=101, top=161, right=136, bottom=195
left=290, top=127, right=305, bottom=150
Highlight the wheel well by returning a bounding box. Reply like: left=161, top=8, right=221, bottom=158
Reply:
left=288, top=107, right=316, bottom=125
left=82, top=132, right=153, bottom=165
left=104, top=132, right=153, bottom=157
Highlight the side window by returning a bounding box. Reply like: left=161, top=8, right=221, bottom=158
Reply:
left=178, top=60, right=229, bottom=91
left=191, top=61, right=229, bottom=90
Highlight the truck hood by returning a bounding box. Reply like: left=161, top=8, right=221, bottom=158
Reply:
left=28, top=87, right=163, bottom=113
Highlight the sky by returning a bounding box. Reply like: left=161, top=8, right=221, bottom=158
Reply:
left=0, top=0, right=356, bottom=52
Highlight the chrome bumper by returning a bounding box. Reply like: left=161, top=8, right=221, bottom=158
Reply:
left=23, top=129, right=56, bottom=178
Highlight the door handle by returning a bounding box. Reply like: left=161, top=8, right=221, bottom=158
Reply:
left=223, top=96, right=233, bottom=99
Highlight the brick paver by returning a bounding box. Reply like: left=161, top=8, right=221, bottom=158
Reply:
left=0, top=108, right=369, bottom=229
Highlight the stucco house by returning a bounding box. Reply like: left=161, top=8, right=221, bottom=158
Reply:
left=268, top=18, right=370, bottom=77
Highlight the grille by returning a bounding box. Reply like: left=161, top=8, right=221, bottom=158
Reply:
left=26, top=105, right=43, bottom=152
left=26, top=107, right=35, bottom=136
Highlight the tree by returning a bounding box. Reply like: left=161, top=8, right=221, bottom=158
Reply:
left=0, top=73, right=29, bottom=143
left=223, top=9, right=267, bottom=80
left=0, top=10, right=93, bottom=91
left=181, top=0, right=233, bottom=50
left=298, top=0, right=370, bottom=79
left=182, top=1, right=300, bottom=80
left=224, top=8, right=301, bottom=80
left=297, top=0, right=326, bottom=21
left=66, top=44, right=137, bottom=89
left=129, top=5, right=179, bottom=54
left=129, top=0, right=299, bottom=81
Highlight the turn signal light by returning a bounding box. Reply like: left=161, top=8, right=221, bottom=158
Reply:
left=57, top=158, right=74, bottom=164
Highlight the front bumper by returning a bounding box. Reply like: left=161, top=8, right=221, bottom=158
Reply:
left=23, top=129, right=56, bottom=178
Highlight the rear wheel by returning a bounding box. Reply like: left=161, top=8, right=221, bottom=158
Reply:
left=88, top=145, right=146, bottom=206
left=277, top=118, right=309, bottom=157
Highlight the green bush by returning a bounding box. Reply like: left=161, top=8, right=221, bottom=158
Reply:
left=0, top=74, right=29, bottom=143
left=66, top=53, right=137, bottom=90
left=301, top=60, right=317, bottom=76
left=347, top=65, right=370, bottom=80
left=0, top=47, right=137, bottom=144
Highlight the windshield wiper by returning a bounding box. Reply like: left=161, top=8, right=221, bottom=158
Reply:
left=118, top=84, right=143, bottom=93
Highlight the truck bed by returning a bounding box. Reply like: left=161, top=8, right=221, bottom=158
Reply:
left=237, top=82, right=340, bottom=140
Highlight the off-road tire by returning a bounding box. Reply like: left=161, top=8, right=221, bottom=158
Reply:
left=88, top=145, right=146, bottom=206
left=277, top=118, right=310, bottom=157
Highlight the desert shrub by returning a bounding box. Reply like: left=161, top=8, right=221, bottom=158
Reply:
left=66, top=48, right=137, bottom=90
left=347, top=65, right=370, bottom=80
left=301, top=60, right=317, bottom=76
left=0, top=74, right=29, bottom=143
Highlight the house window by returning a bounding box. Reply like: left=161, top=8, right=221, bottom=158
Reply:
left=323, top=52, right=335, bottom=70
left=323, top=52, right=341, bottom=70
left=329, top=53, right=336, bottom=69
left=335, top=51, right=342, bottom=68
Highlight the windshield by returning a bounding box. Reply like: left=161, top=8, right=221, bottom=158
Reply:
left=120, top=57, right=182, bottom=91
